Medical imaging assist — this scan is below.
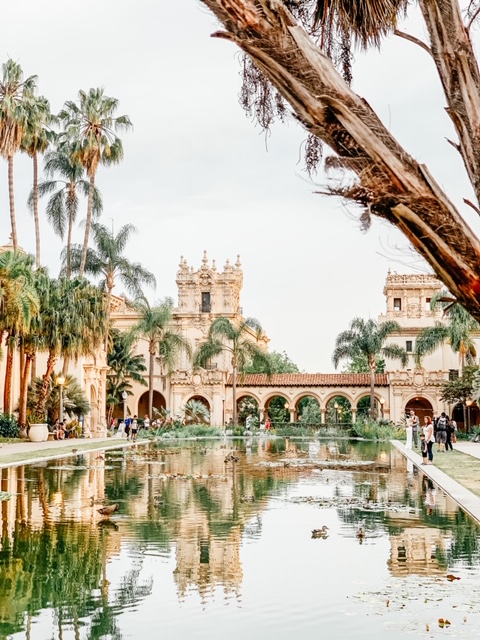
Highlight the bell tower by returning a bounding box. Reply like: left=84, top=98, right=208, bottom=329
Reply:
left=175, top=251, right=243, bottom=320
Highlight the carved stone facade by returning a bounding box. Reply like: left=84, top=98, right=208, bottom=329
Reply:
left=113, top=263, right=479, bottom=428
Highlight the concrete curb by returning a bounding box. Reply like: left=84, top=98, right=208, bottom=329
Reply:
left=392, top=439, right=480, bottom=524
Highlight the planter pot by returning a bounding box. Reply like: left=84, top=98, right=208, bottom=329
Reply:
left=28, top=423, right=49, bottom=442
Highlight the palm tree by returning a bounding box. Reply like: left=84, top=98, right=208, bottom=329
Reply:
left=194, top=317, right=271, bottom=425
left=107, top=328, right=147, bottom=423
left=35, top=146, right=103, bottom=278
left=65, top=222, right=156, bottom=351
left=0, top=251, right=39, bottom=414
left=35, top=276, right=106, bottom=414
left=58, top=87, right=132, bottom=276
left=332, top=317, right=408, bottom=418
left=0, top=59, right=37, bottom=249
left=22, top=94, right=52, bottom=268
left=131, top=297, right=192, bottom=419
left=415, top=292, right=479, bottom=372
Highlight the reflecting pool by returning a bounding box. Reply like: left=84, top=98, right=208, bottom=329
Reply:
left=1, top=437, right=480, bottom=639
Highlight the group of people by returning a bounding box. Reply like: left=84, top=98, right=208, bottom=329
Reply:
left=405, top=409, right=457, bottom=465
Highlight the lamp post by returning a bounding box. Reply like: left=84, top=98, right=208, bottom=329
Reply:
left=380, top=397, right=385, bottom=419
left=466, top=398, right=473, bottom=433
left=221, top=396, right=226, bottom=427
left=334, top=401, right=339, bottom=424
left=122, top=391, right=128, bottom=425
left=57, top=375, right=65, bottom=423
left=284, top=402, right=289, bottom=423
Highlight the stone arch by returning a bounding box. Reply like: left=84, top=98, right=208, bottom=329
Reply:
left=325, top=393, right=353, bottom=424
left=292, top=393, right=322, bottom=424
left=183, top=394, right=212, bottom=425
left=354, top=391, right=389, bottom=418
left=236, top=393, right=260, bottom=426
left=404, top=395, right=434, bottom=424
left=137, top=390, right=166, bottom=419
left=263, top=393, right=291, bottom=424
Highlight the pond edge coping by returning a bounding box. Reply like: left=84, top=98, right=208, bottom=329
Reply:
left=391, top=439, right=480, bottom=525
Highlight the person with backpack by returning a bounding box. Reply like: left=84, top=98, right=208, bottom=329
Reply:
left=436, top=412, right=448, bottom=452
left=445, top=418, right=455, bottom=451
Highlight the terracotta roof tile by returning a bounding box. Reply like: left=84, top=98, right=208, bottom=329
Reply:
left=227, top=373, right=389, bottom=387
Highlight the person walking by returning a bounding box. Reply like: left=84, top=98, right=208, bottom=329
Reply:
left=445, top=417, right=455, bottom=451
left=408, top=409, right=420, bottom=447
left=131, top=415, right=138, bottom=442
left=436, top=412, right=448, bottom=452
left=423, top=416, right=434, bottom=465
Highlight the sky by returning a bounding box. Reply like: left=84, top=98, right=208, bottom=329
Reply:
left=1, top=1, right=480, bottom=373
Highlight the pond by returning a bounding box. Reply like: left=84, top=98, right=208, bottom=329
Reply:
left=1, top=437, right=480, bottom=639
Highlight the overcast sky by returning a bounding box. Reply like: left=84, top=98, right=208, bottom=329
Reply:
left=2, top=1, right=479, bottom=372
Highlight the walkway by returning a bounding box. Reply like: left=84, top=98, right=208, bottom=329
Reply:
left=0, top=436, right=135, bottom=468
left=392, top=439, right=480, bottom=524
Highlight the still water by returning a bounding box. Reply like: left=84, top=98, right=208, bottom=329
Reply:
left=1, top=437, right=480, bottom=640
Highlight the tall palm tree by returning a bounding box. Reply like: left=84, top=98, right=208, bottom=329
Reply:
left=58, top=87, right=132, bottom=276
left=332, top=317, right=408, bottom=418
left=34, top=147, right=103, bottom=277
left=35, top=276, right=106, bottom=414
left=0, top=59, right=37, bottom=249
left=65, top=222, right=156, bottom=351
left=0, top=251, right=39, bottom=414
left=131, top=297, right=192, bottom=419
left=194, top=317, right=271, bottom=425
left=22, top=94, right=52, bottom=268
left=415, top=292, right=479, bottom=372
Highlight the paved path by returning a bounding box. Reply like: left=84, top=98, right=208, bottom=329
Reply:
left=392, top=439, right=480, bottom=524
left=0, top=436, right=136, bottom=468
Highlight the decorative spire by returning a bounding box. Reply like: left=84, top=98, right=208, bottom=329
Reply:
left=235, top=255, right=241, bottom=269
left=202, top=250, right=209, bottom=268
left=212, top=259, right=217, bottom=271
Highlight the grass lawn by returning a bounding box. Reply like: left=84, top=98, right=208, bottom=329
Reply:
left=0, top=440, right=130, bottom=466
left=430, top=449, right=480, bottom=499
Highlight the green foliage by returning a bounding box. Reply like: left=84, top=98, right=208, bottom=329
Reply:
left=27, top=373, right=90, bottom=424
left=0, top=413, right=19, bottom=438
left=238, top=397, right=259, bottom=425
left=246, top=350, right=300, bottom=373
left=441, top=366, right=478, bottom=404
left=154, top=425, right=223, bottom=438
left=351, top=418, right=404, bottom=441
left=183, top=399, right=210, bottom=425
left=342, top=353, right=385, bottom=373
left=298, top=397, right=321, bottom=424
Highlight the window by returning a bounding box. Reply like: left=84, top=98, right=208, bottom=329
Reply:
left=201, top=292, right=211, bottom=313
left=406, top=340, right=413, bottom=352
left=426, top=297, right=431, bottom=308
left=449, top=369, right=459, bottom=381
left=393, top=298, right=402, bottom=311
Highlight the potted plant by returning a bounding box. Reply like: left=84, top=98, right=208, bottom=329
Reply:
left=27, top=412, right=49, bottom=442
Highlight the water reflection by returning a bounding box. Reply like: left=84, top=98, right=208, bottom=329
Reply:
left=0, top=439, right=479, bottom=638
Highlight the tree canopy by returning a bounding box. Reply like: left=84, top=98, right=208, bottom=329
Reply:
left=198, top=0, right=480, bottom=323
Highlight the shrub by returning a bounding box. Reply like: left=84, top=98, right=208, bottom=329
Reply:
left=0, top=413, right=19, bottom=439
left=351, top=418, right=404, bottom=441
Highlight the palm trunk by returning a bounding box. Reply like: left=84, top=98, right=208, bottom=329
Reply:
left=79, top=174, right=96, bottom=277
left=3, top=340, right=14, bottom=414
left=232, top=365, right=238, bottom=425
left=36, top=351, right=57, bottom=415
left=66, top=184, right=75, bottom=279
left=32, top=152, right=41, bottom=269
left=19, top=343, right=25, bottom=397
left=149, top=345, right=155, bottom=418
left=19, top=353, right=34, bottom=426
left=369, top=366, right=376, bottom=419
left=8, top=155, right=18, bottom=250
left=104, top=285, right=112, bottom=353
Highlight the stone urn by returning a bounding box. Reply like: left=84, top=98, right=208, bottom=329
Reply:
left=28, top=423, right=49, bottom=442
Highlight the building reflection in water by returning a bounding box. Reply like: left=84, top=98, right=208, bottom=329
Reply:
left=0, top=441, right=478, bottom=637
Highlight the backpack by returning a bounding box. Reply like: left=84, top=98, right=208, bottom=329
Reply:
left=437, top=416, right=447, bottom=430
